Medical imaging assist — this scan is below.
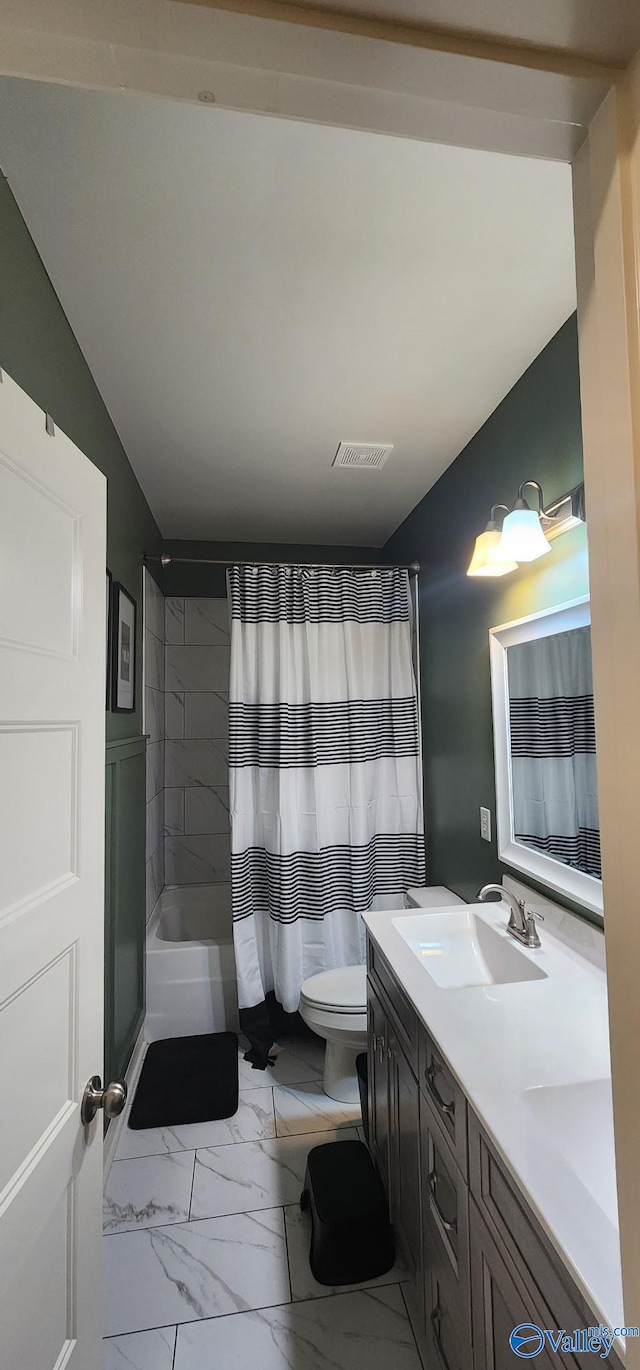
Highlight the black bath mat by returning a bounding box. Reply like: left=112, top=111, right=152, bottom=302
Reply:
left=128, top=1032, right=238, bottom=1130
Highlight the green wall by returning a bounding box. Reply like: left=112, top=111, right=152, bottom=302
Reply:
left=385, top=316, right=589, bottom=907
left=161, top=540, right=383, bottom=596
left=0, top=175, right=162, bottom=1080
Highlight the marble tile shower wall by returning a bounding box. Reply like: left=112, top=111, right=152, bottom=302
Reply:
left=144, top=570, right=166, bottom=922
left=164, top=597, right=231, bottom=886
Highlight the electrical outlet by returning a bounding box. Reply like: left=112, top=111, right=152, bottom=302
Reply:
left=480, top=807, right=492, bottom=843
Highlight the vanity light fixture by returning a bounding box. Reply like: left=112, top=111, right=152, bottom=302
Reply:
left=498, top=481, right=552, bottom=564
left=539, top=483, right=586, bottom=542
left=467, top=483, right=585, bottom=580
left=466, top=505, right=518, bottom=577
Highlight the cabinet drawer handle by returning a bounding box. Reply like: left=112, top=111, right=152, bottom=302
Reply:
left=431, top=1305, right=453, bottom=1370
left=374, top=1034, right=386, bottom=1064
left=428, top=1168, right=457, bottom=1234
left=425, top=1062, right=456, bottom=1122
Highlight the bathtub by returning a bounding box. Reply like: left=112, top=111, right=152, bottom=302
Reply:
left=146, top=884, right=239, bottom=1041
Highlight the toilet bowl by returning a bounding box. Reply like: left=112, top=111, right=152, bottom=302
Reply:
left=299, top=965, right=367, bottom=1105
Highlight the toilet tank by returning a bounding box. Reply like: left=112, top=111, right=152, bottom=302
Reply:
left=405, top=885, right=465, bottom=908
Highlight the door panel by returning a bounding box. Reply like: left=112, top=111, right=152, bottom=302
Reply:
left=0, top=373, right=106, bottom=1369
left=4, top=1187, right=73, bottom=1370
left=389, top=1032, right=421, bottom=1276
left=0, top=725, right=78, bottom=909
left=389, top=1031, right=423, bottom=1339
left=470, top=1200, right=557, bottom=1370
left=0, top=448, right=78, bottom=657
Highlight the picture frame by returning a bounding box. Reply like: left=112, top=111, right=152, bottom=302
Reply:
left=106, top=568, right=113, bottom=710
left=111, top=581, right=136, bottom=713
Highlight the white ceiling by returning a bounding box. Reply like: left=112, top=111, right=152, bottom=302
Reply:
left=0, top=79, right=576, bottom=545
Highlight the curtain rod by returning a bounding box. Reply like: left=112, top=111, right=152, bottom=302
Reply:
left=144, top=554, right=420, bottom=575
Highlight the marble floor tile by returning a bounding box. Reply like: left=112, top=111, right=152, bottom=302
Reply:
left=284, top=1202, right=403, bottom=1302
left=273, top=1078, right=361, bottom=1137
left=103, top=1151, right=195, bottom=1234
left=115, top=1088, right=275, bottom=1161
left=103, top=1326, right=177, bottom=1370
left=173, top=1285, right=421, bottom=1370
left=190, top=1128, right=359, bottom=1220
left=104, top=1208, right=290, bottom=1337
left=238, top=1037, right=325, bottom=1092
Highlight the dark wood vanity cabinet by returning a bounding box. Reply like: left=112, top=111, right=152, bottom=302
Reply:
left=366, top=935, right=619, bottom=1370
left=470, top=1200, right=558, bottom=1370
left=388, top=1021, right=423, bottom=1327
left=367, top=981, right=391, bottom=1185
left=366, top=965, right=422, bottom=1326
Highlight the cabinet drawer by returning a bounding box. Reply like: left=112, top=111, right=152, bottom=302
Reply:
left=419, top=1027, right=468, bottom=1178
left=421, top=1092, right=471, bottom=1370
left=468, top=1113, right=622, bottom=1369
left=367, top=938, right=418, bottom=1073
left=421, top=1092, right=470, bottom=1285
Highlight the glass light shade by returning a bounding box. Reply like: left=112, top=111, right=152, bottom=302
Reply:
left=498, top=509, right=552, bottom=563
left=466, top=529, right=518, bottom=577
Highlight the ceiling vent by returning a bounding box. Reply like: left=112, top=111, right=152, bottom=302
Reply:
left=332, top=441, right=394, bottom=471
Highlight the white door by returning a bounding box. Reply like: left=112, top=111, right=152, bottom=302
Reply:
left=0, top=372, right=108, bottom=1369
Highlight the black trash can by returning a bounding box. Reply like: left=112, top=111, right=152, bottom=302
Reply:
left=300, top=1139, right=394, bottom=1285
left=356, top=1052, right=369, bottom=1145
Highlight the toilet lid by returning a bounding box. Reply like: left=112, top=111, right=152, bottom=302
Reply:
left=300, top=965, right=367, bottom=1012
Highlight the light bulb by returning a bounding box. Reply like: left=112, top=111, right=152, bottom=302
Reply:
left=466, top=529, right=518, bottom=577
left=498, top=509, right=551, bottom=563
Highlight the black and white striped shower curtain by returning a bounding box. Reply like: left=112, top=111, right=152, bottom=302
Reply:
left=509, top=626, right=601, bottom=879
left=227, top=564, right=425, bottom=1051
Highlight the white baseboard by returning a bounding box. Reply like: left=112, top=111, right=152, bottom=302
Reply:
left=103, top=1019, right=147, bottom=1184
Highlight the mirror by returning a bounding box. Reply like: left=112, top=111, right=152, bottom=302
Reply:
left=489, top=597, right=602, bottom=915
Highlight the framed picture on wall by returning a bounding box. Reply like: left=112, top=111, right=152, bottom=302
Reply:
left=111, top=582, right=136, bottom=713
left=106, top=568, right=113, bottom=709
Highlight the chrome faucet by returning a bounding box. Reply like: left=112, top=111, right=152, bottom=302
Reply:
left=476, top=883, right=542, bottom=950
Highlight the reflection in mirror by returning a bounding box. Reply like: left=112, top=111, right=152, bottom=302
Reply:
left=507, top=626, right=601, bottom=879
left=490, top=598, right=601, bottom=914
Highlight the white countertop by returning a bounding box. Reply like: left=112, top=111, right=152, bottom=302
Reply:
left=363, top=886, right=623, bottom=1339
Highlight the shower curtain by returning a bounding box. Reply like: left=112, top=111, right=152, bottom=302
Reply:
left=509, top=626, right=601, bottom=879
left=228, top=564, right=425, bottom=1063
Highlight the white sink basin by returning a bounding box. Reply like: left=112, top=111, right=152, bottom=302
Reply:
left=392, top=908, right=548, bottom=990
left=523, top=1079, right=618, bottom=1224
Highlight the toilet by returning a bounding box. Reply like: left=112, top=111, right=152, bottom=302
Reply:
left=299, top=965, right=367, bottom=1105
left=299, top=891, right=464, bottom=1105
